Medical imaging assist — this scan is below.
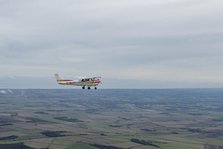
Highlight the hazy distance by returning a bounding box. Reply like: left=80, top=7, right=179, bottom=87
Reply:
left=0, top=0, right=223, bottom=88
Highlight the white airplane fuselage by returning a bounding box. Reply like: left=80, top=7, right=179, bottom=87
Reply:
left=55, top=74, right=101, bottom=89
left=57, top=79, right=101, bottom=87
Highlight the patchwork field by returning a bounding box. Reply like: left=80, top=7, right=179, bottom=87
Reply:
left=0, top=89, right=223, bottom=149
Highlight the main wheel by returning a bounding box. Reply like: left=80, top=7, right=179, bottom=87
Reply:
left=94, top=87, right=97, bottom=90
left=82, top=86, right=85, bottom=89
left=88, top=87, right=91, bottom=90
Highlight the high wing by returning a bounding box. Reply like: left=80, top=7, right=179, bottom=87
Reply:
left=80, top=76, right=101, bottom=82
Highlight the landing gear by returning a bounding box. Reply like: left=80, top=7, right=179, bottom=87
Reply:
left=82, top=86, right=97, bottom=90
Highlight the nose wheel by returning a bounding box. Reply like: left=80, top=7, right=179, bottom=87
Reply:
left=94, top=87, right=97, bottom=90
left=82, top=86, right=85, bottom=89
left=88, top=87, right=91, bottom=90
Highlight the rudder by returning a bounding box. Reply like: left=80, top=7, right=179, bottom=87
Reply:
left=54, top=74, right=63, bottom=81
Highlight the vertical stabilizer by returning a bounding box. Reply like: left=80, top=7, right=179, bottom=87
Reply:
left=55, top=74, right=63, bottom=81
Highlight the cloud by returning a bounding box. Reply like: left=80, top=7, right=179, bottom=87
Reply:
left=0, top=0, right=223, bottom=88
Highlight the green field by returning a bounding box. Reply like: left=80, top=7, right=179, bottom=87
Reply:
left=0, top=89, right=223, bottom=149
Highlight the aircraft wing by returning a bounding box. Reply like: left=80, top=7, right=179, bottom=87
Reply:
left=79, top=77, right=102, bottom=83
left=80, top=76, right=101, bottom=80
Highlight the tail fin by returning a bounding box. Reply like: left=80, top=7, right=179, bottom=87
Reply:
left=54, top=74, right=63, bottom=81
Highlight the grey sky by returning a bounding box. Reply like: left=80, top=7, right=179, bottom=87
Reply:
left=0, top=0, right=223, bottom=88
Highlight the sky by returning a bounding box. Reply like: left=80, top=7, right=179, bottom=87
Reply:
left=0, top=0, right=223, bottom=88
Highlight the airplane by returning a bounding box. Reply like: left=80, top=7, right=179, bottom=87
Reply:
left=54, top=74, right=101, bottom=89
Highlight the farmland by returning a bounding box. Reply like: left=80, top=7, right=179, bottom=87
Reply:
left=0, top=89, right=223, bottom=149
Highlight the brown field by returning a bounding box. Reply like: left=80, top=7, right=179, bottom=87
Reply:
left=0, top=89, right=223, bottom=149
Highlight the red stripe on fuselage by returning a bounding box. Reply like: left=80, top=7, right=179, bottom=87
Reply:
left=58, top=80, right=73, bottom=81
